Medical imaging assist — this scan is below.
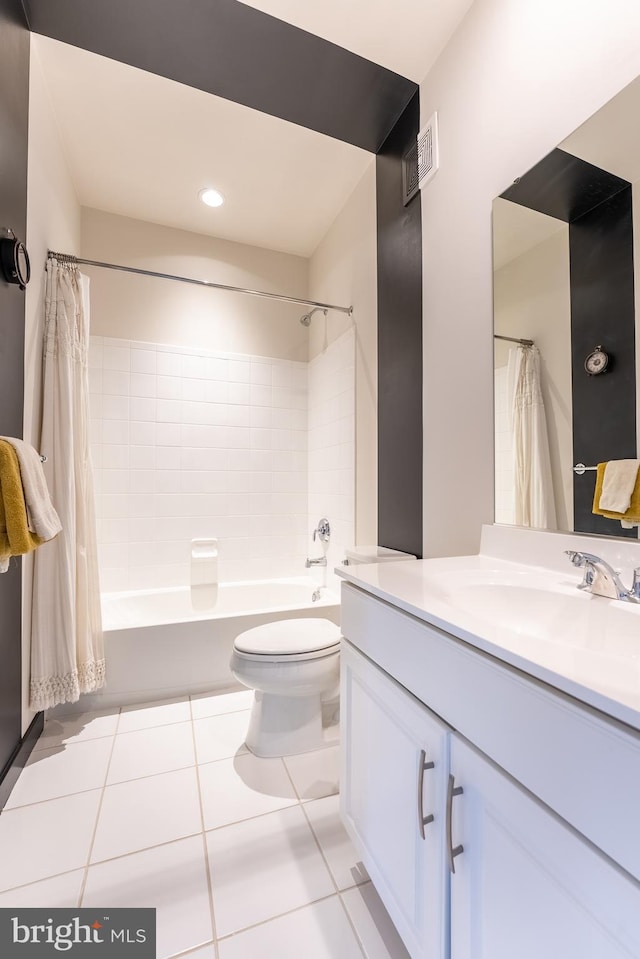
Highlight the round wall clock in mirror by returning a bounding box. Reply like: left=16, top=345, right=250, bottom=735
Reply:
left=0, top=228, right=30, bottom=291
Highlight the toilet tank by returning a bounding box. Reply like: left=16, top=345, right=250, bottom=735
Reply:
left=343, top=546, right=416, bottom=566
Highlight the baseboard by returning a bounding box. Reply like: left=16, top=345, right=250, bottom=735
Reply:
left=0, top=712, right=44, bottom=813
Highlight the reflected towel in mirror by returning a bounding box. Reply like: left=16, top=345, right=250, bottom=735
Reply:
left=592, top=462, right=640, bottom=526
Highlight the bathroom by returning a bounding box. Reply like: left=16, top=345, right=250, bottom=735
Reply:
left=1, top=0, right=640, bottom=957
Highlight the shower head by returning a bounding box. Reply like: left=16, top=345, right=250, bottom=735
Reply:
left=299, top=307, right=328, bottom=327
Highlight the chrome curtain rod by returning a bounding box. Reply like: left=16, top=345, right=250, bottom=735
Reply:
left=493, top=333, right=535, bottom=347
left=47, top=251, right=353, bottom=317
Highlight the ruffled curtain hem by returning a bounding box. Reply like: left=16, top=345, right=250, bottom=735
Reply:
left=30, top=659, right=106, bottom=711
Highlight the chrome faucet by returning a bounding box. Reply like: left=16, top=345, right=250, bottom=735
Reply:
left=306, top=517, right=330, bottom=569
left=313, top=518, right=331, bottom=544
left=564, top=550, right=640, bottom=602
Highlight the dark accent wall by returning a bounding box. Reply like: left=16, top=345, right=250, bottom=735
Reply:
left=376, top=92, right=423, bottom=558
left=570, top=188, right=636, bottom=536
left=24, top=0, right=416, bottom=154
left=0, top=0, right=30, bottom=789
left=500, top=148, right=636, bottom=536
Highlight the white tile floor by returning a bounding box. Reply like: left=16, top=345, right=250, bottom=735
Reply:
left=0, top=691, right=410, bottom=959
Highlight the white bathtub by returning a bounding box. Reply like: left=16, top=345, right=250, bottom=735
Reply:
left=69, top=578, right=340, bottom=711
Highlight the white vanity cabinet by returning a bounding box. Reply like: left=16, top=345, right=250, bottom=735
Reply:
left=341, top=641, right=449, bottom=959
left=339, top=581, right=640, bottom=959
left=449, top=735, right=640, bottom=959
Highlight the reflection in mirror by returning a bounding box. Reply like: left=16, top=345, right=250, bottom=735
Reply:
left=493, top=201, right=570, bottom=530
left=493, top=74, right=640, bottom=541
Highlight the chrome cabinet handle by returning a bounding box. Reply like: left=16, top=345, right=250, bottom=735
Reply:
left=417, top=749, right=435, bottom=839
left=446, top=773, right=464, bottom=873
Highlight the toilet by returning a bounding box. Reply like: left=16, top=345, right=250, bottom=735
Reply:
left=231, top=618, right=341, bottom=758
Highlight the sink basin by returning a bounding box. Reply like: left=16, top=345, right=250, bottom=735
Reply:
left=428, top=571, right=640, bottom=660
left=450, top=582, right=590, bottom=639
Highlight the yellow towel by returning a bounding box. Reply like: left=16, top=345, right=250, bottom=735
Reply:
left=592, top=461, right=640, bottom=523
left=0, top=440, right=43, bottom=562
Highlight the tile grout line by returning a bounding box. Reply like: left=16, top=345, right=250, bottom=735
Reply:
left=4, top=760, right=201, bottom=812
left=114, top=717, right=194, bottom=737
left=280, top=755, right=305, bottom=803
left=336, top=887, right=372, bottom=959
left=167, top=942, right=216, bottom=959
left=301, top=799, right=370, bottom=959
left=215, top=890, right=342, bottom=944
left=32, top=730, right=120, bottom=752
left=280, top=750, right=367, bottom=957
left=288, top=752, right=370, bottom=959
left=77, top=707, right=123, bottom=907
left=189, top=696, right=221, bottom=959
left=0, top=865, right=93, bottom=898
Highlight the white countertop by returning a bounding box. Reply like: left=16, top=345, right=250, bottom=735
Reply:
left=337, top=553, right=640, bottom=733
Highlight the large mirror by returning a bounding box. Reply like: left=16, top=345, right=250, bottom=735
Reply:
left=493, top=74, right=640, bottom=539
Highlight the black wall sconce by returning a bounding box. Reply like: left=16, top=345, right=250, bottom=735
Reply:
left=0, top=228, right=30, bottom=291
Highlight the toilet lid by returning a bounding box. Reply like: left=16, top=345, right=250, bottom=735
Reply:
left=234, top=618, right=341, bottom=656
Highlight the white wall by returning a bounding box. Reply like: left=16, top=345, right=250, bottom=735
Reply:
left=419, top=0, right=640, bottom=557
left=308, top=159, right=377, bottom=546
left=81, top=208, right=310, bottom=362
left=494, top=226, right=573, bottom=530
left=307, top=328, right=355, bottom=593
left=22, top=38, right=81, bottom=733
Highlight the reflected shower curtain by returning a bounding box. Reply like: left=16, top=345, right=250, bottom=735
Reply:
left=30, top=258, right=104, bottom=710
left=508, top=345, right=557, bottom=530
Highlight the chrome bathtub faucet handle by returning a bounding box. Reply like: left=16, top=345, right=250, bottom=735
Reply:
left=313, top=518, right=331, bottom=544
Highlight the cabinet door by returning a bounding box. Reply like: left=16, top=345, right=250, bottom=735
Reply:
left=341, top=640, right=449, bottom=959
left=449, top=735, right=640, bottom=959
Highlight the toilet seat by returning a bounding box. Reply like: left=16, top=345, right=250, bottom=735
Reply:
left=234, top=618, right=341, bottom=663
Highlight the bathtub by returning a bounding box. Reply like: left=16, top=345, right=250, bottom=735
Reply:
left=69, top=578, right=340, bottom=711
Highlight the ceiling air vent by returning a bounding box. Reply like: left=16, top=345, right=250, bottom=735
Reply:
left=417, top=112, right=439, bottom=190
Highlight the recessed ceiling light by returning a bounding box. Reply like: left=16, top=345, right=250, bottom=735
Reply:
left=199, top=188, right=224, bottom=208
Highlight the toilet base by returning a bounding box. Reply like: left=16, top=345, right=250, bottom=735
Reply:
left=245, top=690, right=324, bottom=757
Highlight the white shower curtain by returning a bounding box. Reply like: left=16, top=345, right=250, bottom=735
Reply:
left=507, top=345, right=557, bottom=530
left=30, top=258, right=104, bottom=711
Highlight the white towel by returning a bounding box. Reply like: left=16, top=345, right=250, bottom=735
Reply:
left=0, top=437, right=62, bottom=541
left=598, top=459, right=640, bottom=513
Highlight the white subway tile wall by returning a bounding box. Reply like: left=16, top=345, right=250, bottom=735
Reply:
left=90, top=338, right=318, bottom=591
left=494, top=365, right=515, bottom=525
left=307, top=329, right=356, bottom=592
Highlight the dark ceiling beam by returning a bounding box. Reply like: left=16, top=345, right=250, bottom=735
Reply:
left=23, top=0, right=417, bottom=154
